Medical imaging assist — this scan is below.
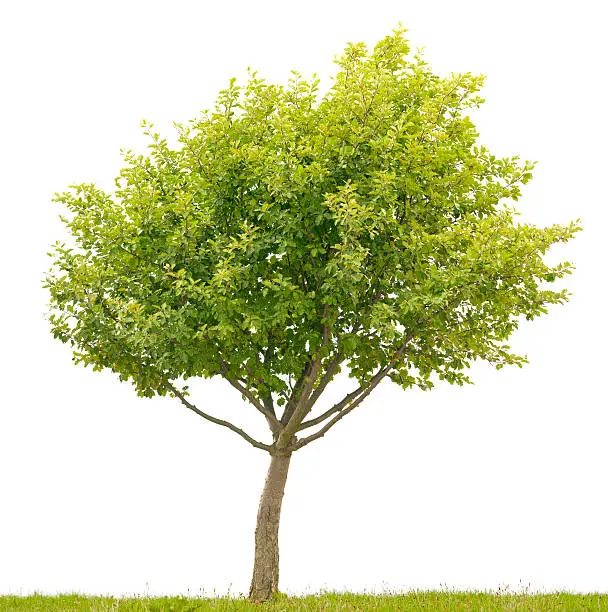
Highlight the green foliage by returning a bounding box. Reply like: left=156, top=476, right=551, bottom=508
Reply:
left=45, top=28, right=579, bottom=415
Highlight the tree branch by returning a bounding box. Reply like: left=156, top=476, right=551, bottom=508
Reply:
left=262, top=389, right=279, bottom=439
left=298, top=384, right=364, bottom=431
left=304, top=352, right=343, bottom=412
left=289, top=370, right=388, bottom=451
left=276, top=305, right=331, bottom=448
left=218, top=358, right=282, bottom=435
left=166, top=381, right=273, bottom=452
left=290, top=335, right=414, bottom=451
left=276, top=357, right=322, bottom=448
left=281, top=360, right=312, bottom=425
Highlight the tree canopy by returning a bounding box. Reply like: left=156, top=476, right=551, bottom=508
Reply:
left=45, top=28, right=579, bottom=453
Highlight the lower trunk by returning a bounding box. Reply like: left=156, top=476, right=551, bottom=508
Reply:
left=248, top=451, right=292, bottom=602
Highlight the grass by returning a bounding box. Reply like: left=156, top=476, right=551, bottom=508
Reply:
left=1, top=591, right=608, bottom=611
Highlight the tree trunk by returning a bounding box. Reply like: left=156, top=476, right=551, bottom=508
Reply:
left=248, top=451, right=292, bottom=602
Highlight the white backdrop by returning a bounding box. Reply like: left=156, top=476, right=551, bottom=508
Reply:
left=0, top=0, right=606, bottom=597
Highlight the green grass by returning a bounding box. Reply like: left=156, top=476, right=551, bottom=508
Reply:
left=1, top=591, right=607, bottom=611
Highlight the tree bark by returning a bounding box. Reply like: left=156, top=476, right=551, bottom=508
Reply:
left=248, top=451, right=292, bottom=602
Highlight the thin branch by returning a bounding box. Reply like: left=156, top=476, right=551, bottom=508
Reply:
left=218, top=357, right=282, bottom=434
left=304, top=352, right=342, bottom=412
left=262, top=391, right=276, bottom=421
left=290, top=335, right=414, bottom=451
left=276, top=357, right=322, bottom=448
left=302, top=318, right=371, bottom=416
left=166, top=381, right=273, bottom=452
left=290, top=369, right=388, bottom=451
left=298, top=384, right=364, bottom=431
left=281, top=361, right=312, bottom=425
left=276, top=305, right=332, bottom=448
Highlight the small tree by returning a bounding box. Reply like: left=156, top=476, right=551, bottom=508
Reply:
left=45, top=28, right=579, bottom=602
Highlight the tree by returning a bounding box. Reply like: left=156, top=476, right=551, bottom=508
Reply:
left=45, top=28, right=579, bottom=602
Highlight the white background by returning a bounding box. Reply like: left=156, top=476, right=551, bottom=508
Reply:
left=1, top=0, right=606, bottom=598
